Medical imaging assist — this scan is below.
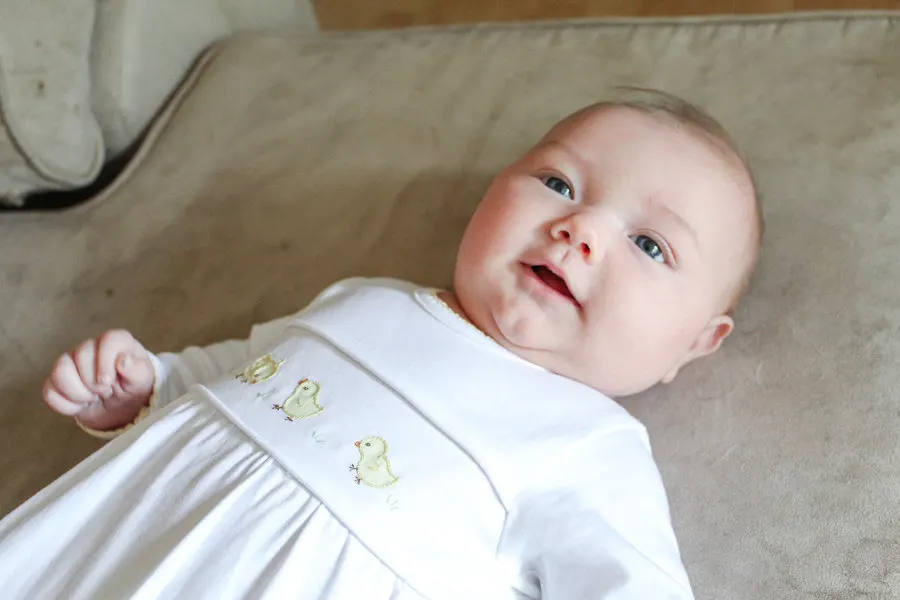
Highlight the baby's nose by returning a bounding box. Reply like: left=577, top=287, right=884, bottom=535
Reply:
left=551, top=216, right=598, bottom=261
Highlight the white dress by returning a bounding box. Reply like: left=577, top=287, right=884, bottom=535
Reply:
left=0, top=278, right=695, bottom=600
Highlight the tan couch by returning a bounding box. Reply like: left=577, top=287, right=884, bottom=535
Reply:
left=0, top=0, right=317, bottom=205
left=3, top=8, right=900, bottom=600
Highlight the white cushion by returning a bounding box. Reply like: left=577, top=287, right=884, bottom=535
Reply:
left=0, top=0, right=103, bottom=204
left=91, top=0, right=319, bottom=157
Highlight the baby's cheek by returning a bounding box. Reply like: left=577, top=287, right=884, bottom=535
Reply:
left=464, top=211, right=522, bottom=267
left=588, top=301, right=660, bottom=357
left=478, top=195, right=523, bottom=234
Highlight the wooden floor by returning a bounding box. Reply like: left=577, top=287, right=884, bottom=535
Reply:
left=314, top=0, right=900, bottom=30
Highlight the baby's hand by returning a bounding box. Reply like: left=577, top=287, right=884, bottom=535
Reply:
left=43, top=330, right=155, bottom=431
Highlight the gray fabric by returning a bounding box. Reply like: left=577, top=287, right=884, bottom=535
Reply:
left=3, top=14, right=900, bottom=599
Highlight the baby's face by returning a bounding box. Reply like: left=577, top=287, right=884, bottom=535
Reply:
left=454, top=107, right=755, bottom=397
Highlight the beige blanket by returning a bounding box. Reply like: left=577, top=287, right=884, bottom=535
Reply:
left=3, top=13, right=900, bottom=599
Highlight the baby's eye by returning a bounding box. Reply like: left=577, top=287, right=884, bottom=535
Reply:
left=542, top=176, right=574, bottom=200
left=630, top=234, right=669, bottom=264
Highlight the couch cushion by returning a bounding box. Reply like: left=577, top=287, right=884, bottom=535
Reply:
left=2, top=13, right=900, bottom=599
left=0, top=0, right=104, bottom=204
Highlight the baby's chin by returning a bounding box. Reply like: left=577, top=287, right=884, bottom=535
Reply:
left=487, top=301, right=562, bottom=356
left=458, top=275, right=569, bottom=357
left=487, top=309, right=639, bottom=395
left=489, top=316, right=611, bottom=391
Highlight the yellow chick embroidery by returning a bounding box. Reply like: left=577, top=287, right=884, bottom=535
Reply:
left=349, top=436, right=399, bottom=488
left=271, top=378, right=324, bottom=421
left=236, top=354, right=285, bottom=385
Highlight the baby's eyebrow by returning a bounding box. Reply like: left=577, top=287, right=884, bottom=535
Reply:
left=650, top=197, right=698, bottom=247
left=542, top=139, right=590, bottom=172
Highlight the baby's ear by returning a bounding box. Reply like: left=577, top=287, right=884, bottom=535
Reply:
left=661, top=314, right=734, bottom=384
left=695, top=314, right=735, bottom=357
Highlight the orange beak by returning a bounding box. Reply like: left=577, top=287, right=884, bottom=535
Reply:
left=354, top=441, right=361, bottom=447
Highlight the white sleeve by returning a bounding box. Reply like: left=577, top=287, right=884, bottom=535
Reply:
left=150, top=277, right=372, bottom=410
left=78, top=277, right=376, bottom=439
left=149, top=339, right=251, bottom=410
left=499, top=433, right=695, bottom=600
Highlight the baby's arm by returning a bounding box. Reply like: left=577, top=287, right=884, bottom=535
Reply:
left=499, top=433, right=695, bottom=599
left=146, top=277, right=369, bottom=413
left=44, top=278, right=365, bottom=439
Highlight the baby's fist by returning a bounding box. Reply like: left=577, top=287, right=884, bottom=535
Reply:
left=43, top=330, right=155, bottom=431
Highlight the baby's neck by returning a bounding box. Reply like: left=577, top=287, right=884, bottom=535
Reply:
left=436, top=291, right=472, bottom=324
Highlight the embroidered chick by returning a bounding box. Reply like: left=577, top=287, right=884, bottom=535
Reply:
left=271, top=378, right=324, bottom=421
left=350, top=436, right=399, bottom=488
left=237, top=354, right=284, bottom=384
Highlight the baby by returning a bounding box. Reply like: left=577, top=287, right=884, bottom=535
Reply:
left=0, top=88, right=761, bottom=600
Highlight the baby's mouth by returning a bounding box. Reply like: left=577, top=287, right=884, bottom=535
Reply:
left=528, top=264, right=579, bottom=306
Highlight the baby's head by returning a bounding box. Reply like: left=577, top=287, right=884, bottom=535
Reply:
left=453, top=88, right=763, bottom=397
